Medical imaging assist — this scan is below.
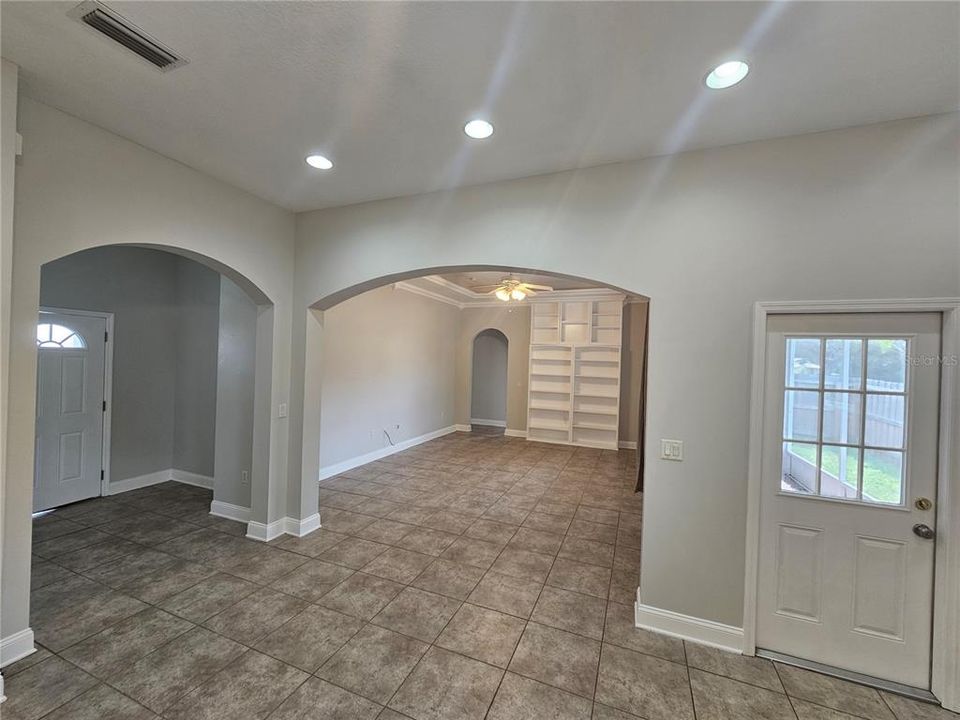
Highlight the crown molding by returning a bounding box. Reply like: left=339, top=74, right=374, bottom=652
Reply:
left=393, top=281, right=465, bottom=309
left=396, top=277, right=629, bottom=309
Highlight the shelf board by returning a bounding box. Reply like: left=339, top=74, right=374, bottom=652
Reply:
left=530, top=403, right=571, bottom=412
left=529, top=420, right=570, bottom=431
left=574, top=408, right=618, bottom=416
left=531, top=371, right=570, bottom=378
left=575, top=392, right=618, bottom=399
left=573, top=422, right=617, bottom=431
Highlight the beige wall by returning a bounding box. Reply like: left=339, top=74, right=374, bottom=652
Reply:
left=292, top=113, right=960, bottom=628
left=0, top=59, right=18, bottom=669
left=455, top=304, right=531, bottom=433
left=619, top=301, right=648, bottom=446
left=320, top=285, right=459, bottom=470
left=2, top=97, right=295, bottom=646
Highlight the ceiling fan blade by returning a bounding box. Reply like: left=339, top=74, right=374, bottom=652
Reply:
left=523, top=283, right=554, bottom=291
left=471, top=285, right=503, bottom=293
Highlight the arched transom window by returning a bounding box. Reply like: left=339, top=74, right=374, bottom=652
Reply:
left=36, top=323, right=86, bottom=349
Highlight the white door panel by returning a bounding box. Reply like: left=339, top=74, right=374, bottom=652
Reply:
left=35, top=312, right=106, bottom=511
left=757, top=313, right=939, bottom=689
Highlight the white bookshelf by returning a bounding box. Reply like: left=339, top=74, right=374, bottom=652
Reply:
left=526, top=295, right=624, bottom=449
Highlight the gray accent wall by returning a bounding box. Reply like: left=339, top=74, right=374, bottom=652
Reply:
left=173, top=258, right=221, bottom=476
left=39, top=246, right=221, bottom=483
left=214, top=276, right=257, bottom=508
left=470, top=329, right=508, bottom=424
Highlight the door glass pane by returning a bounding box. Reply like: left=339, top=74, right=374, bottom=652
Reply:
left=824, top=338, right=863, bottom=390
left=783, top=391, right=819, bottom=441
left=862, top=449, right=904, bottom=505
left=822, top=392, right=862, bottom=445
left=866, top=339, right=907, bottom=392
left=781, top=442, right=818, bottom=495
left=786, top=338, right=821, bottom=388
left=819, top=445, right=860, bottom=500
left=864, top=393, right=905, bottom=449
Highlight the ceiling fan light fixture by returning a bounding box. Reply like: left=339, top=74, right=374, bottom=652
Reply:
left=495, top=288, right=511, bottom=302
left=510, top=288, right=526, bottom=301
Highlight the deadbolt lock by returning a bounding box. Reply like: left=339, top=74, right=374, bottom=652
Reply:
left=914, top=497, right=933, bottom=511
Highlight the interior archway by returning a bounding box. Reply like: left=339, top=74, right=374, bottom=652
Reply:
left=32, top=245, right=271, bottom=525
left=293, top=265, right=650, bottom=542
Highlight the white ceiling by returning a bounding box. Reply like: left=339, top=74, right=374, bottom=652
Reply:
left=2, top=2, right=957, bottom=212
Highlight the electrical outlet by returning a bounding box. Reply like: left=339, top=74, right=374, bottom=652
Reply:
left=660, top=439, right=683, bottom=461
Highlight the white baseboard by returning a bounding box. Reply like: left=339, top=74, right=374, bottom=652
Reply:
left=210, top=500, right=251, bottom=523
left=470, top=418, right=507, bottom=428
left=318, top=425, right=458, bottom=481
left=0, top=628, right=35, bottom=667
left=106, top=469, right=172, bottom=495
left=454, top=424, right=472, bottom=432
left=635, top=594, right=744, bottom=653
left=246, top=513, right=322, bottom=542
left=619, top=441, right=638, bottom=450
left=171, top=469, right=215, bottom=490
left=108, top=468, right=214, bottom=495
left=504, top=428, right=527, bottom=438
left=286, top=513, right=321, bottom=537
left=246, top=518, right=286, bottom=542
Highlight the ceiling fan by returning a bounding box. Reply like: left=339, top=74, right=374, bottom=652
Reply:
left=473, top=278, right=554, bottom=302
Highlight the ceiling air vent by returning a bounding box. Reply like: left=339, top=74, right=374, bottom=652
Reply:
left=68, top=1, right=188, bottom=72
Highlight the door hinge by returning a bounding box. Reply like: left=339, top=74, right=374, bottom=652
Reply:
left=101, top=469, right=105, bottom=480
left=104, top=331, right=109, bottom=342
left=102, top=400, right=107, bottom=412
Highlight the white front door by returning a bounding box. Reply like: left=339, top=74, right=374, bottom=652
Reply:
left=34, top=311, right=107, bottom=511
left=756, top=313, right=940, bottom=689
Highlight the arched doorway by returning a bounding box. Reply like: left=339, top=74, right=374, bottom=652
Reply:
left=32, top=246, right=263, bottom=520
left=470, top=328, right=509, bottom=432
left=293, top=265, right=650, bottom=528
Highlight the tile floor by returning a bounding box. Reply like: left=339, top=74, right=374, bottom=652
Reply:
left=4, top=430, right=954, bottom=719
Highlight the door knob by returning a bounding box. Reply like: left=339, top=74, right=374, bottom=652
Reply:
left=913, top=523, right=935, bottom=540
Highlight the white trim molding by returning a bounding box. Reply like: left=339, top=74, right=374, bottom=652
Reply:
left=318, top=425, right=458, bottom=481
left=504, top=428, right=527, bottom=438
left=635, top=597, right=744, bottom=653
left=209, top=500, right=251, bottom=523
left=106, top=468, right=172, bottom=495
left=618, top=440, right=637, bottom=450
left=744, top=298, right=960, bottom=712
left=393, top=280, right=464, bottom=309
left=170, top=469, right=215, bottom=490
left=106, top=468, right=214, bottom=495
left=470, top=418, right=506, bottom=428
left=246, top=518, right=287, bottom=542
left=246, top=513, right=322, bottom=542
left=286, top=513, right=321, bottom=537
left=0, top=628, right=35, bottom=667
left=454, top=424, right=472, bottom=432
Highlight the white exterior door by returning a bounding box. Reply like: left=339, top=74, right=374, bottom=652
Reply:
left=756, top=313, right=940, bottom=689
left=34, top=311, right=107, bottom=511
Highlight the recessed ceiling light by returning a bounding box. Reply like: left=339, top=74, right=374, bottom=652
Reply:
left=705, top=60, right=749, bottom=89
left=305, top=154, right=333, bottom=170
left=464, top=119, right=494, bottom=140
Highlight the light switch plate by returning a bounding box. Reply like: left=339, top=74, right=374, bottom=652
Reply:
left=660, top=439, right=683, bottom=461
left=278, top=403, right=288, bottom=418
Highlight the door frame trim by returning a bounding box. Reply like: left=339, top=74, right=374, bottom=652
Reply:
left=38, top=306, right=114, bottom=498
left=743, top=298, right=960, bottom=711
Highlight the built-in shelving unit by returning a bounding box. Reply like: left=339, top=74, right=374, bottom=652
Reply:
left=526, top=294, right=623, bottom=449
